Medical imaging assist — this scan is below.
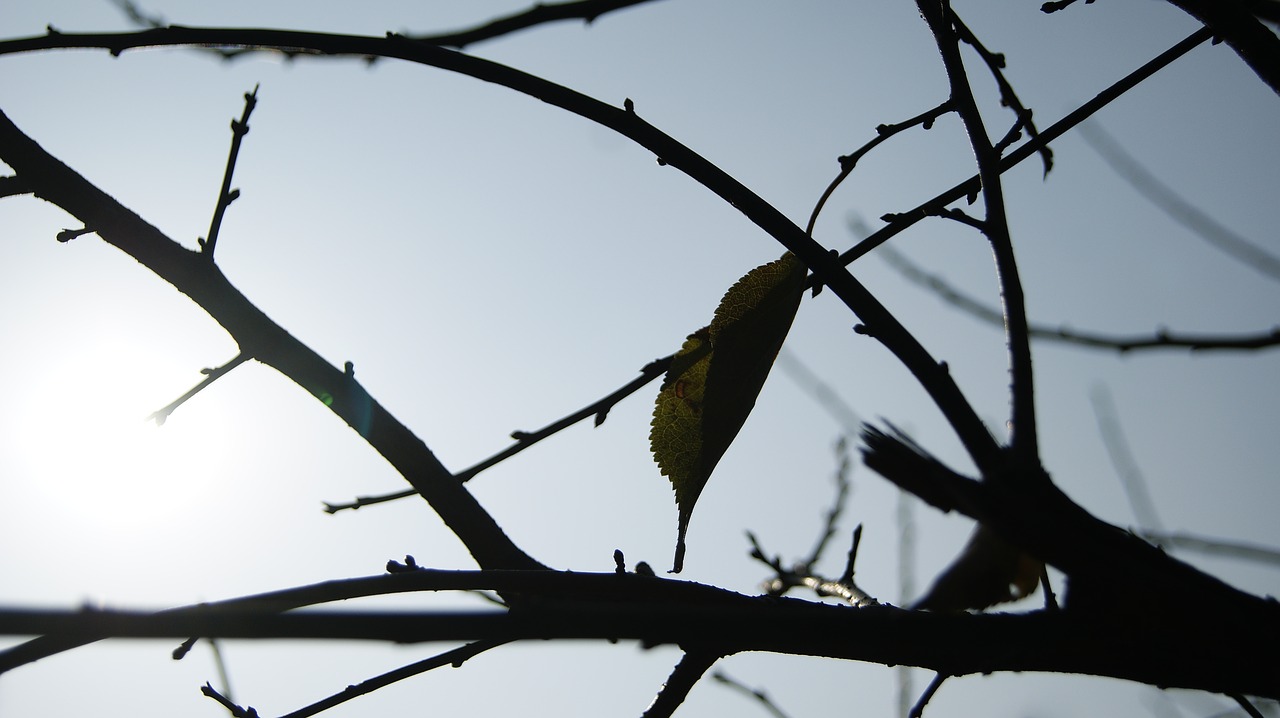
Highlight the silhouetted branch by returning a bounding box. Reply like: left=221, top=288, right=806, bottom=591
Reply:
left=0, top=174, right=31, bottom=198
left=642, top=650, right=720, bottom=718
left=110, top=0, right=667, bottom=57
left=805, top=100, right=953, bottom=236
left=1162, top=0, right=1280, bottom=96
left=148, top=352, right=250, bottom=425
left=0, top=107, right=545, bottom=573
left=841, top=28, right=1213, bottom=266
left=199, top=84, right=257, bottom=259
left=909, top=672, right=948, bottom=718
left=876, top=243, right=1280, bottom=352
left=920, top=2, right=1040, bottom=464
left=2, top=588, right=1276, bottom=698
left=1041, top=0, right=1094, bottom=13
left=272, top=639, right=510, bottom=718
left=0, top=24, right=1003, bottom=479
left=748, top=528, right=879, bottom=607
left=324, top=355, right=672, bottom=513
left=1078, top=121, right=1280, bottom=282
left=951, top=14, right=1053, bottom=175
left=711, top=670, right=793, bottom=718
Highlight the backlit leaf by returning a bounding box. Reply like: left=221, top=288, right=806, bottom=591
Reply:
left=651, top=252, right=807, bottom=572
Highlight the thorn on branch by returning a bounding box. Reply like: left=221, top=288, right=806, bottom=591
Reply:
left=55, top=226, right=95, bottom=243
left=624, top=97, right=635, bottom=113
left=614, top=549, right=626, bottom=574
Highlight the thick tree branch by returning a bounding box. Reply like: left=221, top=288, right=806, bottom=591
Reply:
left=918, top=1, right=1040, bottom=466
left=0, top=108, right=544, bottom=573
left=0, top=583, right=1276, bottom=699
left=1163, top=0, right=1280, bottom=96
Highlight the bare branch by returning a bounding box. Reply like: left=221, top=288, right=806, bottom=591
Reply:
left=199, top=84, right=258, bottom=259
left=1090, top=385, right=1166, bottom=534
left=642, top=651, right=720, bottom=718
left=1137, top=531, right=1280, bottom=567
left=917, top=2, right=1039, bottom=465
left=0, top=25, right=1002, bottom=477
left=841, top=28, right=1213, bottom=266
left=711, top=670, right=793, bottom=718
left=1078, top=121, right=1280, bottom=282
left=1162, top=0, right=1280, bottom=96
left=110, top=0, right=668, bottom=57
left=276, top=640, right=510, bottom=718
left=148, top=352, right=250, bottom=425
left=805, top=100, right=953, bottom=237
left=876, top=243, right=1280, bottom=352
left=909, top=672, right=949, bottom=718
left=324, top=355, right=672, bottom=513
left=0, top=108, right=545, bottom=573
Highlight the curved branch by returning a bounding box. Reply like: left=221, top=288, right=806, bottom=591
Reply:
left=0, top=25, right=1001, bottom=475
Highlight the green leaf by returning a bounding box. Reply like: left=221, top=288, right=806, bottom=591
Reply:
left=650, top=252, right=808, bottom=572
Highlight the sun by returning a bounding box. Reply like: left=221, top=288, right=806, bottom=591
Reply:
left=7, top=332, right=225, bottom=538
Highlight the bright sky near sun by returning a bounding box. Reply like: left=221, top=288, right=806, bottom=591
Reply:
left=1, top=2, right=1277, bottom=717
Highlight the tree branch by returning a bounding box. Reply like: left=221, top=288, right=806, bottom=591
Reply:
left=0, top=25, right=1001, bottom=476
left=876, top=243, right=1280, bottom=352
left=324, top=354, right=672, bottom=513
left=1162, top=0, right=1280, bottom=96
left=841, top=28, right=1213, bottom=265
left=0, top=108, right=545, bottom=573
left=0, top=586, right=1276, bottom=698
left=918, top=1, right=1040, bottom=465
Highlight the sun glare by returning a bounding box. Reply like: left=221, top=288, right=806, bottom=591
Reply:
left=9, top=335, right=222, bottom=537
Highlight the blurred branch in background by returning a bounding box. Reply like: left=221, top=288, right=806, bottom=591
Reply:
left=711, top=671, right=793, bottom=718
left=1092, top=383, right=1280, bottom=568
left=873, top=242, right=1280, bottom=352
left=1077, top=121, right=1280, bottom=282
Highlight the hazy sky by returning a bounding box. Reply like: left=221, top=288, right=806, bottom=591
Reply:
left=1, top=2, right=1277, bottom=717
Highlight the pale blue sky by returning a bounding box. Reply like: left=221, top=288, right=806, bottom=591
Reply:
left=1, top=2, right=1277, bottom=717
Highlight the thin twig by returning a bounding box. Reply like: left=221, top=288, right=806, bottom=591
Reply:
left=202, top=683, right=257, bottom=717
left=711, top=670, right=792, bottom=718
left=951, top=14, right=1052, bottom=175
left=840, top=28, right=1213, bottom=267
left=642, top=650, right=720, bottom=718
left=876, top=243, right=1280, bottom=352
left=148, top=352, right=250, bottom=425
left=909, top=672, right=948, bottom=718
left=1078, top=121, right=1280, bottom=282
left=805, top=100, right=953, bottom=236
left=276, top=640, right=509, bottom=718
left=323, top=355, right=672, bottom=512
left=200, top=85, right=258, bottom=259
